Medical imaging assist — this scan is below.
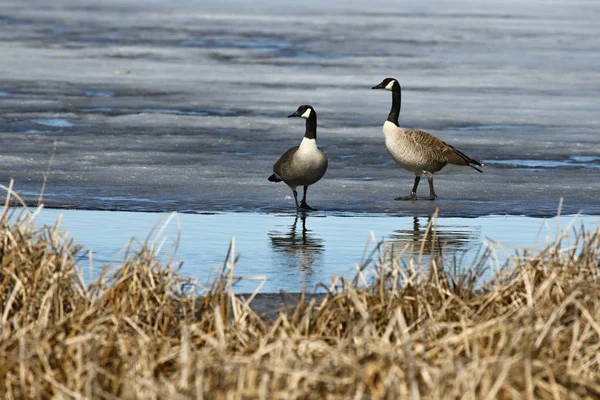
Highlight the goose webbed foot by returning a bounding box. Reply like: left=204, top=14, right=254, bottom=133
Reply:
left=418, top=194, right=437, bottom=201
left=396, top=176, right=421, bottom=200
left=395, top=192, right=417, bottom=201
left=297, top=202, right=316, bottom=212
left=423, top=174, right=437, bottom=201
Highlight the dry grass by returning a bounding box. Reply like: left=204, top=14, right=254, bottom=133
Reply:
left=1, top=195, right=600, bottom=398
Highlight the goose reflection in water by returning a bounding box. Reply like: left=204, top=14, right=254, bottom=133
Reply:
left=387, top=216, right=481, bottom=262
left=268, top=214, right=324, bottom=274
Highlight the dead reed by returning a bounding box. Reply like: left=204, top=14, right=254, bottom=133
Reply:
left=0, top=191, right=599, bottom=398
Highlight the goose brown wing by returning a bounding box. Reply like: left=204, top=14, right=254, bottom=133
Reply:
left=405, top=129, right=483, bottom=172
left=273, top=146, right=299, bottom=177
left=442, top=142, right=483, bottom=171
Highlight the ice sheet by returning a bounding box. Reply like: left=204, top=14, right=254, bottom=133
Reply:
left=1, top=0, right=599, bottom=216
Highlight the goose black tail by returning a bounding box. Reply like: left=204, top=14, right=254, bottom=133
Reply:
left=469, top=163, right=484, bottom=173
left=454, top=147, right=484, bottom=173
left=466, top=156, right=484, bottom=173
left=268, top=174, right=282, bottom=182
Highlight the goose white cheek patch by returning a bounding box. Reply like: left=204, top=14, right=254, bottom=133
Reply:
left=385, top=81, right=395, bottom=90
left=300, top=108, right=312, bottom=119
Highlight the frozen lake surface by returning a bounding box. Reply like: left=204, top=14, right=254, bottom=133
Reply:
left=0, top=0, right=599, bottom=216
left=28, top=209, right=600, bottom=293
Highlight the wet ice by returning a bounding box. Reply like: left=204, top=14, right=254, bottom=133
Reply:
left=0, top=0, right=599, bottom=216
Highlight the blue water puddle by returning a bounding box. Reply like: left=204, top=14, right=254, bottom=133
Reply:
left=31, top=119, right=74, bottom=128
left=570, top=156, right=600, bottom=163
left=49, top=26, right=70, bottom=35
left=83, top=90, right=114, bottom=98
left=81, top=108, right=113, bottom=113
left=485, top=156, right=600, bottom=169
left=22, top=209, right=599, bottom=293
left=344, top=176, right=378, bottom=181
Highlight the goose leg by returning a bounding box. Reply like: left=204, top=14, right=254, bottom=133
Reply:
left=292, top=189, right=300, bottom=209
left=422, top=173, right=437, bottom=200
left=395, top=175, right=420, bottom=200
left=299, top=185, right=316, bottom=211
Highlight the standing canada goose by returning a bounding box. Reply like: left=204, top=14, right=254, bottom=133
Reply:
left=268, top=105, right=328, bottom=211
left=372, top=77, right=483, bottom=200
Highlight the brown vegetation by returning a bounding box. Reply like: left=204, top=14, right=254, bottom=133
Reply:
left=1, top=195, right=599, bottom=398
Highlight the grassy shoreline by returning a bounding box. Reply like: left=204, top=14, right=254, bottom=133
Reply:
left=1, top=197, right=599, bottom=399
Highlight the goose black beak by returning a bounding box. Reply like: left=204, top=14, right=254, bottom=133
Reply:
left=287, top=112, right=299, bottom=118
left=371, top=82, right=385, bottom=90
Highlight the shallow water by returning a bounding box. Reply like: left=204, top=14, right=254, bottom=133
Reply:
left=29, top=209, right=599, bottom=293
left=1, top=0, right=599, bottom=294
left=0, top=0, right=599, bottom=216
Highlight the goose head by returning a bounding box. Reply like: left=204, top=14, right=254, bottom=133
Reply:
left=372, top=77, right=400, bottom=91
left=288, top=105, right=315, bottom=119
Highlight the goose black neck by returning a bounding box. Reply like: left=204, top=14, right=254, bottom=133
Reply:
left=387, top=85, right=401, bottom=126
left=304, top=112, right=317, bottom=140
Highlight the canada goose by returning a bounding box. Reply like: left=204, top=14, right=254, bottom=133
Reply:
left=268, top=105, right=328, bottom=211
left=372, top=77, right=483, bottom=200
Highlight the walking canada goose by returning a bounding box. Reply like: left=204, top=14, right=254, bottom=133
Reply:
left=268, top=105, right=328, bottom=211
left=372, top=77, right=483, bottom=200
